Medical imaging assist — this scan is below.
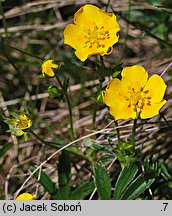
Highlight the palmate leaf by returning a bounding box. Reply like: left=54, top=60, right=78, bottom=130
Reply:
left=93, top=163, right=111, bottom=200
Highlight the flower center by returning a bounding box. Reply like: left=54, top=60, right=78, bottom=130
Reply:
left=125, top=87, right=141, bottom=110
left=16, top=115, right=31, bottom=130
left=84, top=26, right=110, bottom=49
left=125, top=87, right=152, bottom=112
left=139, top=89, right=152, bottom=110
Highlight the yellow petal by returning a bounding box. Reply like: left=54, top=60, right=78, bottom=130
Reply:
left=74, top=4, right=105, bottom=28
left=16, top=193, right=36, bottom=200
left=64, top=4, right=120, bottom=61
left=142, top=74, right=167, bottom=103
left=109, top=102, right=137, bottom=120
left=64, top=24, right=85, bottom=50
left=64, top=24, right=90, bottom=61
left=104, top=78, right=137, bottom=120
left=42, top=60, right=58, bottom=77
left=74, top=4, right=120, bottom=57
left=122, top=65, right=148, bottom=92
left=74, top=4, right=120, bottom=31
left=104, top=78, right=122, bottom=107
left=140, top=100, right=166, bottom=119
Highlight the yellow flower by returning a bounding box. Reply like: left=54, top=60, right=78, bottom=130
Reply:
left=64, top=4, right=120, bottom=61
left=16, top=193, right=36, bottom=200
left=41, top=60, right=59, bottom=77
left=5, top=112, right=32, bottom=136
left=104, top=65, right=167, bottom=120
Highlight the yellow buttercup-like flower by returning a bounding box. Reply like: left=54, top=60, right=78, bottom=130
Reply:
left=64, top=4, right=120, bottom=61
left=41, top=60, right=59, bottom=77
left=16, top=193, right=36, bottom=200
left=5, top=112, right=32, bottom=136
left=104, top=65, right=167, bottom=120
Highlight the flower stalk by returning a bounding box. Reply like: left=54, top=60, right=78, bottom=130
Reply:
left=114, top=120, right=121, bottom=144
left=55, top=76, right=75, bottom=140
left=30, top=129, right=47, bottom=145
left=131, top=118, right=137, bottom=146
left=92, top=56, right=105, bottom=129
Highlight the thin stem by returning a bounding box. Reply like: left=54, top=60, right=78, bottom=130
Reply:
left=159, top=111, right=172, bottom=131
left=30, top=129, right=47, bottom=145
left=55, top=76, right=75, bottom=140
left=100, top=55, right=106, bottom=70
left=92, top=56, right=104, bottom=129
left=110, top=7, right=172, bottom=47
left=131, top=118, right=137, bottom=145
left=105, top=0, right=111, bottom=12
left=120, top=0, right=131, bottom=61
left=29, top=129, right=46, bottom=197
left=35, top=143, right=46, bottom=197
left=114, top=120, right=121, bottom=144
left=0, top=3, right=8, bottom=41
left=92, top=78, right=103, bottom=129
left=1, top=40, right=31, bottom=94
left=7, top=45, right=44, bottom=61
left=92, top=103, right=98, bottom=129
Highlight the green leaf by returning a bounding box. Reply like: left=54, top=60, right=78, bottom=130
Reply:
left=114, top=163, right=138, bottom=200
left=4, top=119, right=16, bottom=126
left=92, top=144, right=116, bottom=156
left=160, top=162, right=172, bottom=180
left=10, top=111, right=19, bottom=118
left=47, top=85, right=59, bottom=98
left=93, top=163, right=111, bottom=200
left=56, top=151, right=71, bottom=199
left=30, top=167, right=58, bottom=199
left=69, top=181, right=95, bottom=200
left=121, top=174, right=155, bottom=200
left=66, top=147, right=91, bottom=162
left=99, top=156, right=116, bottom=163
left=0, top=143, right=13, bottom=157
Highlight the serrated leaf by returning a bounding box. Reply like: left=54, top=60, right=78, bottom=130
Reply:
left=121, top=174, right=155, bottom=200
left=30, top=167, right=58, bottom=199
left=69, top=181, right=95, bottom=200
left=114, top=163, right=138, bottom=200
left=93, top=163, right=111, bottom=200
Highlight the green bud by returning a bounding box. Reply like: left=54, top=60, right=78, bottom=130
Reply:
left=112, top=71, right=121, bottom=78
left=97, top=90, right=105, bottom=104
left=47, top=85, right=59, bottom=98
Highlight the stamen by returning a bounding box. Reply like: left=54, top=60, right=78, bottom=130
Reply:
left=143, top=90, right=149, bottom=94
left=84, top=25, right=111, bottom=49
